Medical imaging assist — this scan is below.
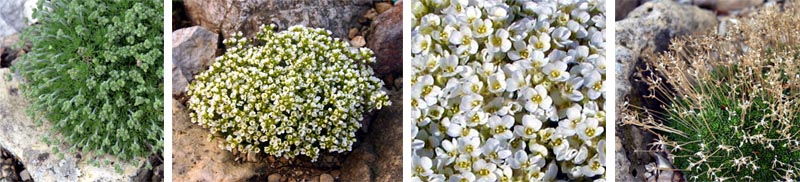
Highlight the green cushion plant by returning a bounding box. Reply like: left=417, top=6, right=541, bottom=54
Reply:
left=14, top=0, right=164, bottom=166
left=187, top=25, right=391, bottom=161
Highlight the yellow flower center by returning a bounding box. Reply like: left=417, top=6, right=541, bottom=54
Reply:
left=593, top=82, right=603, bottom=91
left=534, top=41, right=546, bottom=50
left=585, top=127, right=595, bottom=137
left=550, top=70, right=561, bottom=78
left=532, top=95, right=542, bottom=103
left=526, top=128, right=535, bottom=135
left=477, top=26, right=487, bottom=34
left=495, top=126, right=505, bottom=134
left=520, top=50, right=530, bottom=59
left=479, top=169, right=490, bottom=176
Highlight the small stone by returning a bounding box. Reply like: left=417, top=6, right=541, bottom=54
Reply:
left=268, top=174, right=282, bottom=182
left=348, top=28, right=359, bottom=39
left=20, top=170, right=30, bottom=181
left=330, top=170, right=340, bottom=178
left=320, top=173, right=334, bottom=182
left=363, top=9, right=378, bottom=20
left=394, top=76, right=402, bottom=89
left=375, top=2, right=392, bottom=14
left=350, top=36, right=366, bottom=48
left=246, top=152, right=258, bottom=162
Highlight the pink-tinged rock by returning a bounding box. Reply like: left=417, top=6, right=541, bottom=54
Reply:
left=366, top=1, right=402, bottom=86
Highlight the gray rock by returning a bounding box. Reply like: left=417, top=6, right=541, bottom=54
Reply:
left=615, top=0, right=717, bottom=107
left=0, top=0, right=36, bottom=37
left=19, top=170, right=30, bottom=181
left=615, top=0, right=640, bottom=20
left=0, top=69, right=142, bottom=182
left=172, top=26, right=219, bottom=97
left=182, top=0, right=373, bottom=39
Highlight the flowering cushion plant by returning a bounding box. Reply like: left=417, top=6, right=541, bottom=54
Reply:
left=187, top=25, right=391, bottom=161
left=15, top=0, right=163, bottom=167
left=410, top=0, right=606, bottom=181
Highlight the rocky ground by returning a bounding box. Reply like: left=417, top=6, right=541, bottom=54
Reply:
left=615, top=0, right=783, bottom=181
left=171, top=0, right=402, bottom=181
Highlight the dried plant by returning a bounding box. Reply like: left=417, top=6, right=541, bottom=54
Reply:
left=629, top=2, right=800, bottom=181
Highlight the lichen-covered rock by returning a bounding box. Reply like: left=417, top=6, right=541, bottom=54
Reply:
left=182, top=0, right=373, bottom=39
left=172, top=26, right=218, bottom=97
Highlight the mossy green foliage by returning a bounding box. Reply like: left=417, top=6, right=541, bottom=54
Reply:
left=187, top=25, right=390, bottom=161
left=14, top=0, right=164, bottom=162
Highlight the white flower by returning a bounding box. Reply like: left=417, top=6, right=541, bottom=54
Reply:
left=459, top=94, right=484, bottom=112
left=543, top=61, right=569, bottom=82
left=486, top=5, right=509, bottom=22
left=487, top=70, right=507, bottom=94
left=577, top=117, right=603, bottom=141
left=487, top=29, right=512, bottom=53
left=414, top=155, right=434, bottom=177
left=458, top=136, right=482, bottom=157
left=584, top=70, right=603, bottom=100
left=446, top=117, right=479, bottom=138
left=509, top=150, right=545, bottom=171
left=562, top=76, right=585, bottom=101
left=488, top=115, right=514, bottom=140
left=551, top=27, right=573, bottom=48
left=440, top=55, right=462, bottom=77
left=507, top=40, right=532, bottom=61
left=416, top=76, right=443, bottom=106
left=450, top=26, right=479, bottom=55
left=449, top=172, right=475, bottom=182
left=514, top=115, right=542, bottom=139
left=521, top=85, right=553, bottom=112
left=435, top=139, right=460, bottom=165
left=473, top=159, right=498, bottom=182
left=472, top=19, right=494, bottom=38
left=481, top=138, right=512, bottom=164
left=413, top=34, right=432, bottom=54
left=460, top=75, right=483, bottom=95
left=529, top=33, right=551, bottom=52
left=580, top=156, right=605, bottom=177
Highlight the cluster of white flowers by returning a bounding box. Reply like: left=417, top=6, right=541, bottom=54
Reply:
left=410, top=0, right=606, bottom=181
left=187, top=25, right=391, bottom=161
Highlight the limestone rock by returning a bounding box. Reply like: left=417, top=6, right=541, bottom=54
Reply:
left=692, top=0, right=762, bottom=14
left=615, top=0, right=717, bottom=106
left=0, top=69, right=142, bottom=182
left=182, top=0, right=373, bottom=39
left=0, top=0, right=36, bottom=37
left=172, top=26, right=219, bottom=97
left=366, top=1, right=402, bottom=85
